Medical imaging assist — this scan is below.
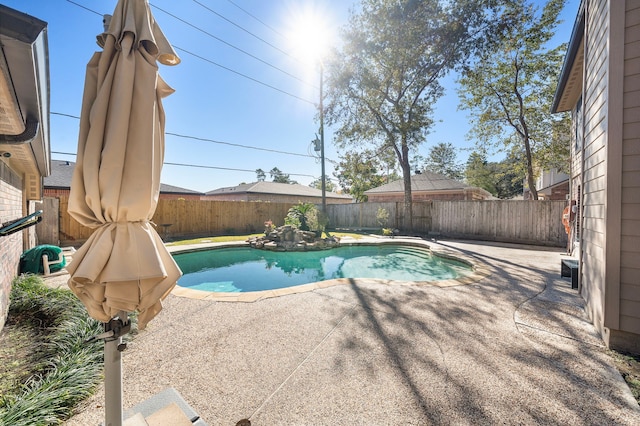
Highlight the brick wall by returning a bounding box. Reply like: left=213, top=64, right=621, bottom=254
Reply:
left=43, top=188, right=70, bottom=197
left=157, top=193, right=202, bottom=200
left=201, top=193, right=352, bottom=204
left=0, top=162, right=23, bottom=331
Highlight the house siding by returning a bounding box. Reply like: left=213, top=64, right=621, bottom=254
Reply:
left=580, top=0, right=610, bottom=333
left=618, top=0, right=640, bottom=341
left=0, top=162, right=23, bottom=331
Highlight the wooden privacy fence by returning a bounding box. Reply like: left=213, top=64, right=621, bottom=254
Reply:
left=53, top=196, right=294, bottom=246
left=46, top=197, right=567, bottom=247
left=326, top=200, right=568, bottom=247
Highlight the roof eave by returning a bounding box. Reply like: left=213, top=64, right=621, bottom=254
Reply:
left=551, top=1, right=585, bottom=114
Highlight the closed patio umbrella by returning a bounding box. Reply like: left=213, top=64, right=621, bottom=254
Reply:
left=66, top=0, right=181, bottom=424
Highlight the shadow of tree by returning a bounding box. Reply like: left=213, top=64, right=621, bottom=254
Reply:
left=318, top=241, right=639, bottom=424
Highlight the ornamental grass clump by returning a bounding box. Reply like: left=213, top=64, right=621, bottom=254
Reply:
left=0, top=275, right=104, bottom=426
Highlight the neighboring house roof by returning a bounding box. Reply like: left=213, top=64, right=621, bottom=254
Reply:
left=364, top=171, right=484, bottom=194
left=45, top=160, right=75, bottom=188
left=206, top=181, right=352, bottom=200
left=159, top=183, right=202, bottom=195
left=45, top=160, right=202, bottom=195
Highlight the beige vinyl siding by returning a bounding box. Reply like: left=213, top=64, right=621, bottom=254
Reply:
left=620, top=0, right=640, bottom=334
left=580, top=0, right=610, bottom=329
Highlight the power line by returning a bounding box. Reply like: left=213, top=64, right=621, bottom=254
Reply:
left=173, top=46, right=314, bottom=105
left=225, top=0, right=287, bottom=40
left=51, top=112, right=82, bottom=120
left=164, top=162, right=316, bottom=178
left=51, top=112, right=318, bottom=158
left=150, top=3, right=315, bottom=89
left=166, top=132, right=314, bottom=158
left=64, top=0, right=101, bottom=16
left=51, top=151, right=317, bottom=179
left=191, top=0, right=297, bottom=63
left=63, top=1, right=317, bottom=100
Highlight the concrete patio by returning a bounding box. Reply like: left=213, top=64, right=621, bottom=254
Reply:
left=61, top=239, right=640, bottom=425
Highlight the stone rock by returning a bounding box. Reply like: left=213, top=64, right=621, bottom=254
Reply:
left=247, top=225, right=340, bottom=252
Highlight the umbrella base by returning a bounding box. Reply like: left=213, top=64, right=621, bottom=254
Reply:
left=123, top=387, right=207, bottom=425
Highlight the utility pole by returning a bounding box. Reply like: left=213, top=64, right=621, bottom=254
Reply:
left=319, top=63, right=326, bottom=213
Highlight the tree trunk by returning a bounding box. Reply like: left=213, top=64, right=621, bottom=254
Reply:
left=401, top=143, right=413, bottom=232
left=523, top=136, right=538, bottom=200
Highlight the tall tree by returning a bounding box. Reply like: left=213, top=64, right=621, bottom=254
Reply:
left=423, top=142, right=463, bottom=180
left=457, top=0, right=569, bottom=200
left=333, top=150, right=390, bottom=202
left=255, top=168, right=266, bottom=182
left=464, top=150, right=526, bottom=199
left=324, top=0, right=502, bottom=230
left=309, top=178, right=337, bottom=193
left=269, top=167, right=296, bottom=184
left=465, top=152, right=496, bottom=195
left=494, top=149, right=525, bottom=199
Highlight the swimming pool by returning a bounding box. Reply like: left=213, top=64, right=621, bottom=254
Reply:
left=173, top=244, right=474, bottom=293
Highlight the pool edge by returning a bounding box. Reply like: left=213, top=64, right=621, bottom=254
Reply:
left=168, top=237, right=491, bottom=302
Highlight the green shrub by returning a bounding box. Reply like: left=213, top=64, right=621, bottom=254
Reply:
left=376, top=207, right=390, bottom=228
left=284, top=202, right=316, bottom=231
left=306, top=208, right=329, bottom=234
left=0, top=275, right=104, bottom=425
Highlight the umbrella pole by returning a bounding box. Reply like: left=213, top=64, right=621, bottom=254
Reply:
left=104, top=337, right=123, bottom=426
left=100, top=312, right=131, bottom=426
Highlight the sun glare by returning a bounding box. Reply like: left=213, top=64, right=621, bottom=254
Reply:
left=286, top=4, right=335, bottom=65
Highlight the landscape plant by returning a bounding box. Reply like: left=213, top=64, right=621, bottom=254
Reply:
left=376, top=207, right=394, bottom=236
left=264, top=220, right=275, bottom=235
left=0, top=275, right=105, bottom=425
left=284, top=202, right=316, bottom=231
left=376, top=207, right=390, bottom=228
left=306, top=208, right=330, bottom=236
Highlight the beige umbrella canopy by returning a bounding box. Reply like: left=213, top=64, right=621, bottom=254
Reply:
left=67, top=0, right=181, bottom=330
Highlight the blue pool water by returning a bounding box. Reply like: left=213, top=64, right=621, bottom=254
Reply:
left=173, top=244, right=473, bottom=293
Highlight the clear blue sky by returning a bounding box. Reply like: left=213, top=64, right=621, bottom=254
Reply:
left=4, top=0, right=579, bottom=193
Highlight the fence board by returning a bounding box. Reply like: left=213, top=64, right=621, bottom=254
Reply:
left=328, top=200, right=568, bottom=246
left=35, top=197, right=59, bottom=245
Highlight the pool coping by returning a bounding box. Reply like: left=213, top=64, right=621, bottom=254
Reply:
left=167, top=237, right=492, bottom=302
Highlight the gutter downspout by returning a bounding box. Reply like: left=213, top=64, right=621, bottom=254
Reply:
left=0, top=116, right=39, bottom=145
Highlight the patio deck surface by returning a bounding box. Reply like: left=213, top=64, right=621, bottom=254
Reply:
left=59, top=239, right=640, bottom=425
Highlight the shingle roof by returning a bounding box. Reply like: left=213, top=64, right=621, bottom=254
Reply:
left=45, top=160, right=75, bottom=188
left=45, top=160, right=202, bottom=195
left=364, top=171, right=473, bottom=194
left=206, top=181, right=352, bottom=199
left=158, top=183, right=202, bottom=195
